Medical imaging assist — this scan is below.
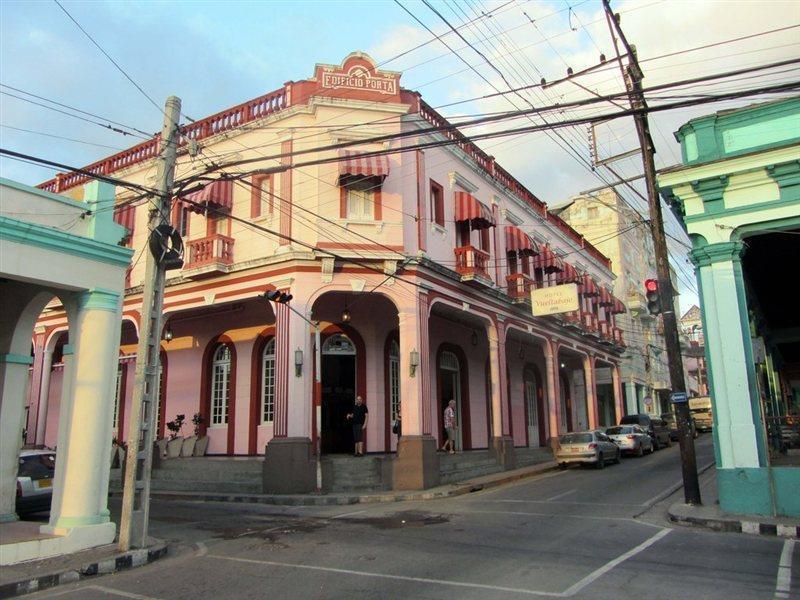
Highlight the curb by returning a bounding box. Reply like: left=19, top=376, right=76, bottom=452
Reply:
left=668, top=508, right=800, bottom=539
left=113, top=461, right=558, bottom=508
left=0, top=542, right=168, bottom=599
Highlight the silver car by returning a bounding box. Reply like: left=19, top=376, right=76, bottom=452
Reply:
left=556, top=430, right=621, bottom=469
left=17, top=449, right=56, bottom=515
left=606, top=425, right=653, bottom=457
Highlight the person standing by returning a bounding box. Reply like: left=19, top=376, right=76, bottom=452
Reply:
left=347, top=395, right=369, bottom=457
left=442, top=399, right=457, bottom=454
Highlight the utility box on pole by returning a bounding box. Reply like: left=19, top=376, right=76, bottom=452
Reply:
left=119, top=96, right=182, bottom=550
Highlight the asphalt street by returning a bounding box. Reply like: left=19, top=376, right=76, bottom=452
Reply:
left=30, top=434, right=797, bottom=600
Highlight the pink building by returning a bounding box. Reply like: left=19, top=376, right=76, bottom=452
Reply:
left=28, top=53, right=627, bottom=492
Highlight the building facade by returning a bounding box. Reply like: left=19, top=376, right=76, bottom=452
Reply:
left=28, top=52, right=627, bottom=492
left=659, top=97, right=800, bottom=517
left=554, top=188, right=673, bottom=415
left=680, top=305, right=708, bottom=396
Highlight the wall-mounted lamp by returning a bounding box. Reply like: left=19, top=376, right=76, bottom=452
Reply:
left=163, top=325, right=173, bottom=342
left=518, top=341, right=525, bottom=360
left=471, top=330, right=478, bottom=346
left=341, top=299, right=352, bottom=323
left=560, top=362, right=566, bottom=369
left=409, top=349, right=420, bottom=377
left=294, top=348, right=304, bottom=377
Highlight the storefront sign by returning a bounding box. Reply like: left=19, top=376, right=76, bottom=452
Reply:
left=531, top=283, right=579, bottom=316
left=322, top=66, right=398, bottom=95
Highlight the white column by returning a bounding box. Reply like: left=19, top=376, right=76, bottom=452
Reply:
left=0, top=354, right=35, bottom=522
left=398, top=305, right=423, bottom=436
left=285, top=303, right=313, bottom=440
left=692, top=242, right=764, bottom=469
left=34, top=349, right=54, bottom=444
left=46, top=289, right=121, bottom=534
left=626, top=380, right=637, bottom=415
left=486, top=322, right=505, bottom=439
left=611, top=364, right=624, bottom=423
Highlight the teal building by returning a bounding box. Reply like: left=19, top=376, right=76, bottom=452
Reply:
left=659, top=97, right=800, bottom=517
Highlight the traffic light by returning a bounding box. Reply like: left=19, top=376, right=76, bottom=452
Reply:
left=263, top=289, right=293, bottom=304
left=645, top=278, right=661, bottom=315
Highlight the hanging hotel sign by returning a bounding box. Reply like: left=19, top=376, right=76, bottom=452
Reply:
left=322, top=65, right=398, bottom=95
left=531, top=283, right=579, bottom=316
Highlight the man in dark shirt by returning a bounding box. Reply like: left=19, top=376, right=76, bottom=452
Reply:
left=347, top=395, right=369, bottom=456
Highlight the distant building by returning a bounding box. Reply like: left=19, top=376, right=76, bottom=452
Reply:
left=680, top=305, right=707, bottom=396
left=553, top=188, right=679, bottom=415
left=659, top=96, right=800, bottom=517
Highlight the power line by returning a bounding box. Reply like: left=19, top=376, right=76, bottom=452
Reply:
left=53, top=0, right=167, bottom=119
left=0, top=124, right=124, bottom=151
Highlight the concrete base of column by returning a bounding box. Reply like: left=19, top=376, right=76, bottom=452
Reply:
left=490, top=436, right=517, bottom=470
left=262, top=437, right=316, bottom=494
left=393, top=436, right=440, bottom=491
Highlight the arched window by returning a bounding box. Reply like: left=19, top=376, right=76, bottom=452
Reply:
left=210, top=344, right=232, bottom=426
left=389, top=340, right=400, bottom=419
left=322, top=333, right=356, bottom=355
left=261, top=338, right=276, bottom=423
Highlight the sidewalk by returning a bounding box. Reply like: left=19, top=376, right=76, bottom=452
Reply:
left=668, top=469, right=799, bottom=538
left=0, top=538, right=167, bottom=599
left=115, top=459, right=559, bottom=507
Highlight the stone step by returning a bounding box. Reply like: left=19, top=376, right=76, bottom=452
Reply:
left=156, top=458, right=263, bottom=474
left=149, top=479, right=263, bottom=494
left=440, top=464, right=503, bottom=485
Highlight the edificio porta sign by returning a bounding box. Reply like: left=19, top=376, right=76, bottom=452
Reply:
left=322, top=67, right=398, bottom=95
left=531, top=283, right=580, bottom=316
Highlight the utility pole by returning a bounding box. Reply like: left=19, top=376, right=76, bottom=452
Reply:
left=603, top=0, right=701, bottom=504
left=119, top=96, right=182, bottom=550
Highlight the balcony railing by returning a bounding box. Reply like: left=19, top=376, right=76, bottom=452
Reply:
left=582, top=311, right=598, bottom=333
left=184, top=234, right=234, bottom=276
left=599, top=320, right=613, bottom=341
left=613, top=327, right=625, bottom=346
left=563, top=311, right=582, bottom=326
left=506, top=272, right=534, bottom=302
left=454, top=245, right=491, bottom=282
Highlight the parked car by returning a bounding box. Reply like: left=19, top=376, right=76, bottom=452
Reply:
left=556, top=431, right=621, bottom=469
left=605, top=425, right=653, bottom=457
left=619, top=414, right=671, bottom=450
left=661, top=412, right=697, bottom=441
left=16, top=449, right=55, bottom=515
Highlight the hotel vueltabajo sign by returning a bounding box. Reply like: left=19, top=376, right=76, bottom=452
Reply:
left=531, top=283, right=580, bottom=316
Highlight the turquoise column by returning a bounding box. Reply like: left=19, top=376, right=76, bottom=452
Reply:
left=691, top=241, right=770, bottom=514
left=625, top=381, right=637, bottom=415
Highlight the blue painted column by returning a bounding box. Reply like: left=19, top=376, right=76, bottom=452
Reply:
left=691, top=241, right=770, bottom=514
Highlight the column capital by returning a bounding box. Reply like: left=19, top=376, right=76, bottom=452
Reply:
left=78, top=287, right=121, bottom=312
left=689, top=241, right=745, bottom=268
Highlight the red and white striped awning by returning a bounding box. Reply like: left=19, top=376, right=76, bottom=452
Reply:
left=113, top=203, right=135, bottom=233
left=454, top=191, right=495, bottom=229
left=504, top=225, right=539, bottom=256
left=611, top=296, right=627, bottom=314
left=580, top=273, right=599, bottom=296
left=559, top=262, right=579, bottom=284
left=182, top=179, right=234, bottom=214
left=338, top=150, right=390, bottom=181
left=597, top=286, right=614, bottom=307
left=534, top=246, right=564, bottom=273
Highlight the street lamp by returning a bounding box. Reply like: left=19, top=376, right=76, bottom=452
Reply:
left=294, top=348, right=303, bottom=377
left=409, top=349, right=419, bottom=377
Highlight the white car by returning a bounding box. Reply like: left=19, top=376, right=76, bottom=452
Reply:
left=556, top=431, right=621, bottom=469
left=17, top=449, right=56, bottom=515
left=605, top=425, right=653, bottom=457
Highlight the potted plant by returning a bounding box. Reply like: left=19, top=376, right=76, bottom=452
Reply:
left=191, top=412, right=209, bottom=456
left=166, top=414, right=185, bottom=458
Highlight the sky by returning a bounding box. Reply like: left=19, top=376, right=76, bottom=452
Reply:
left=1, top=0, right=798, bottom=312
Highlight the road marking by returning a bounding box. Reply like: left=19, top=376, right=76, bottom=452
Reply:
left=488, top=499, right=644, bottom=508
left=332, top=509, right=367, bottom=519
left=775, top=539, right=795, bottom=599
left=454, top=509, right=666, bottom=528
left=49, top=586, right=165, bottom=600
left=560, top=529, right=672, bottom=596
left=545, top=489, right=576, bottom=502
left=207, top=553, right=563, bottom=596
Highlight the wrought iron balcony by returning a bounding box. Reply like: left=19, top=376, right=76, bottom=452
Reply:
left=506, top=272, right=535, bottom=303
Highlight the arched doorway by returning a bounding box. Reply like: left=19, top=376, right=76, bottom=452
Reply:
left=439, top=349, right=464, bottom=451
left=560, top=371, right=573, bottom=432
left=524, top=365, right=546, bottom=447
left=322, top=333, right=357, bottom=454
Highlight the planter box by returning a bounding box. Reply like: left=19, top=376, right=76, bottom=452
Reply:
left=193, top=436, right=209, bottom=456
left=155, top=438, right=168, bottom=459
left=180, top=436, right=197, bottom=457
left=166, top=437, right=184, bottom=458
